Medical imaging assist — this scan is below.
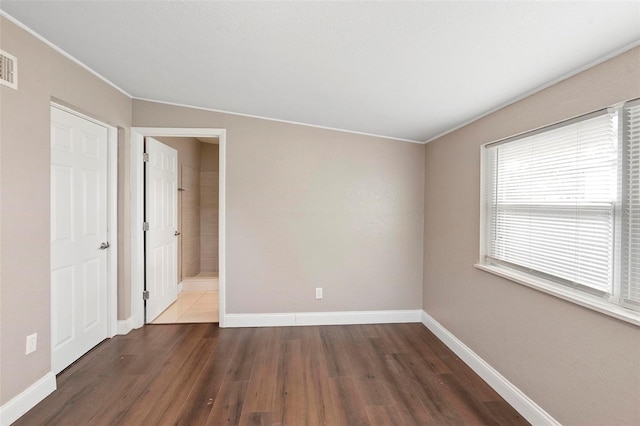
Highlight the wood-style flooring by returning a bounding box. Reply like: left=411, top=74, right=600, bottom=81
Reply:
left=15, top=323, right=529, bottom=426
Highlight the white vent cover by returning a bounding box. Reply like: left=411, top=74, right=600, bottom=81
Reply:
left=0, top=50, right=18, bottom=90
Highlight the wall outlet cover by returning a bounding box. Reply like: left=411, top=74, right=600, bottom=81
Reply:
left=26, top=333, right=37, bottom=355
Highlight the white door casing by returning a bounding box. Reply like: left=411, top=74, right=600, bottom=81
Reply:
left=145, top=137, right=179, bottom=322
left=130, top=127, right=226, bottom=329
left=50, top=106, right=109, bottom=374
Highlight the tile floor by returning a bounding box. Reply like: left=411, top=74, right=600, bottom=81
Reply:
left=151, top=290, right=219, bottom=324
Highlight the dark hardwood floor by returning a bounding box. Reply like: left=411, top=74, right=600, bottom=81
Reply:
left=15, top=323, right=529, bottom=425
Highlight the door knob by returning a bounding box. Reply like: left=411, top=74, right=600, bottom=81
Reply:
left=99, top=242, right=110, bottom=250
left=175, top=231, right=181, bottom=236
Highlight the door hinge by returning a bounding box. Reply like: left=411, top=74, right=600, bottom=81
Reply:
left=143, top=222, right=149, bottom=231
left=143, top=152, right=149, bottom=162
left=143, top=290, right=150, bottom=300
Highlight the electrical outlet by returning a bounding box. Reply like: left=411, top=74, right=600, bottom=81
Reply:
left=315, top=287, right=323, bottom=300
left=26, top=333, right=37, bottom=355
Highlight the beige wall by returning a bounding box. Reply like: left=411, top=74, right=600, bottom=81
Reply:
left=133, top=100, right=425, bottom=314
left=155, top=137, right=202, bottom=279
left=200, top=142, right=219, bottom=272
left=423, top=46, right=640, bottom=425
left=182, top=164, right=201, bottom=278
left=0, top=17, right=131, bottom=405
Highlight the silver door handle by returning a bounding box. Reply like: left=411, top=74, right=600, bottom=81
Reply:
left=175, top=231, right=181, bottom=236
left=99, top=242, right=110, bottom=250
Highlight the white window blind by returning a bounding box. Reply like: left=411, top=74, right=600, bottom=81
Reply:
left=623, top=101, right=640, bottom=309
left=484, top=111, right=618, bottom=294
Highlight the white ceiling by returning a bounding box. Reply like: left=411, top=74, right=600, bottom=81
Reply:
left=1, top=1, right=639, bottom=143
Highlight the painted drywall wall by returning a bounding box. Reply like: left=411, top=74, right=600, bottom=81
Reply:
left=423, top=46, right=640, bottom=425
left=133, top=100, right=425, bottom=314
left=200, top=142, right=219, bottom=273
left=0, top=17, right=131, bottom=405
left=155, top=137, right=202, bottom=280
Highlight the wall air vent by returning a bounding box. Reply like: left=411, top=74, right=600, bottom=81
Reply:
left=0, top=50, right=18, bottom=90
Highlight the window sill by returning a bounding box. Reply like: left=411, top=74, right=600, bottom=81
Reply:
left=474, top=263, right=640, bottom=327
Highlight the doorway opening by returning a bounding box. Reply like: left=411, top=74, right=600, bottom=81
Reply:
left=130, top=128, right=226, bottom=329
left=148, top=136, right=220, bottom=324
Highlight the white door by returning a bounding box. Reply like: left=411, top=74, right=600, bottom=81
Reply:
left=50, top=106, right=109, bottom=374
left=145, top=137, right=179, bottom=321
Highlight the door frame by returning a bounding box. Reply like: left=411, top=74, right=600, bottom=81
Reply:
left=130, top=127, right=227, bottom=328
left=50, top=102, right=119, bottom=340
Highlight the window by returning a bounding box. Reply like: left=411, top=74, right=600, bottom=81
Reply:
left=478, top=99, right=640, bottom=324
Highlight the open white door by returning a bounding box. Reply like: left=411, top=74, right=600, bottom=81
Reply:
left=50, top=106, right=109, bottom=374
left=145, top=137, right=179, bottom=321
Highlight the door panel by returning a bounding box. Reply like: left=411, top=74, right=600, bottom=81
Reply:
left=51, top=106, right=108, bottom=374
left=51, top=165, right=73, bottom=243
left=82, top=258, right=100, bottom=330
left=82, top=170, right=100, bottom=237
left=145, top=137, right=179, bottom=322
left=51, top=266, right=74, bottom=348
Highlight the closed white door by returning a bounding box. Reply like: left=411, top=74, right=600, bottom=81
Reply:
left=50, top=106, right=109, bottom=374
left=145, top=137, right=178, bottom=321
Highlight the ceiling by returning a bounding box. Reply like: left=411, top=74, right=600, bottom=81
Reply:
left=1, top=1, right=639, bottom=143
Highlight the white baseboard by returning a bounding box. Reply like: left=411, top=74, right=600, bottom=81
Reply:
left=181, top=279, right=218, bottom=292
left=0, top=372, right=56, bottom=426
left=117, top=317, right=134, bottom=335
left=225, top=309, right=421, bottom=328
left=421, top=311, right=559, bottom=426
